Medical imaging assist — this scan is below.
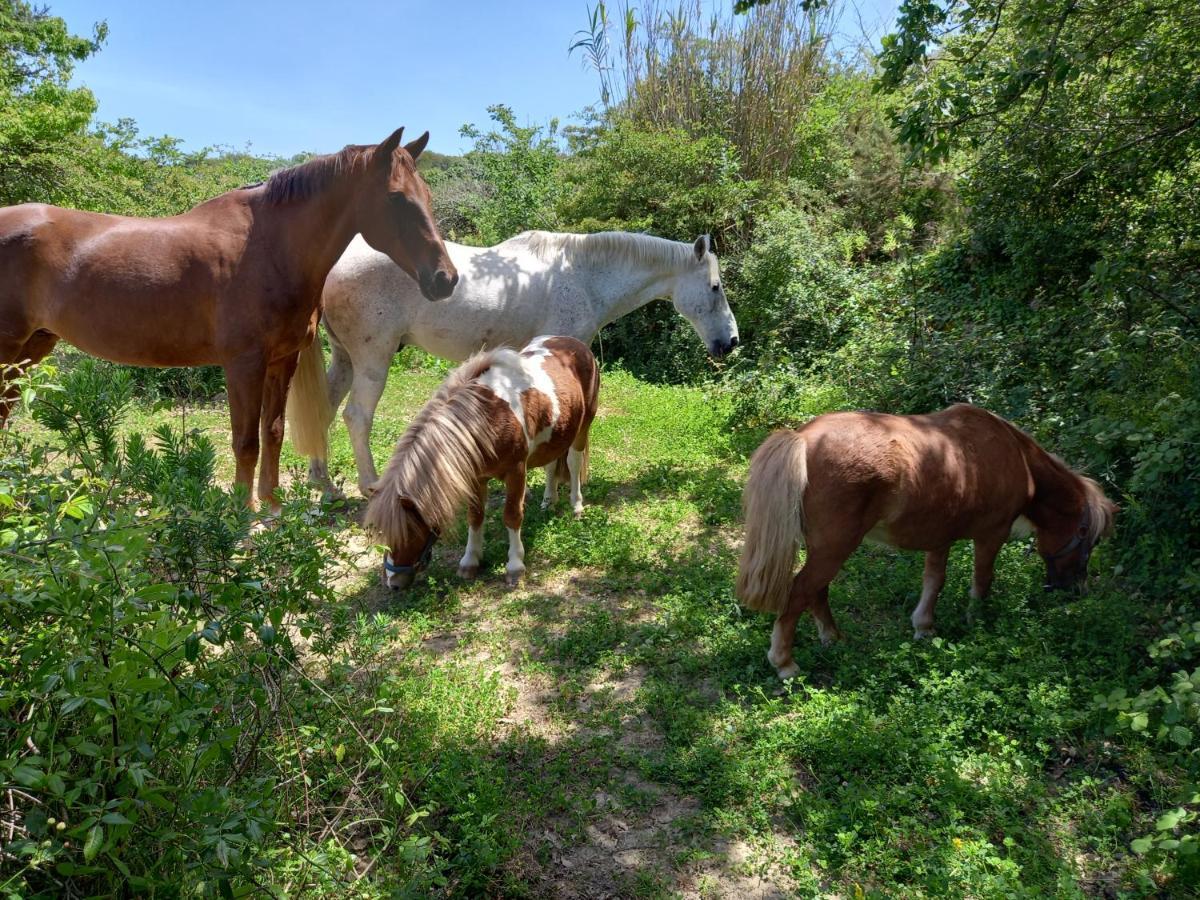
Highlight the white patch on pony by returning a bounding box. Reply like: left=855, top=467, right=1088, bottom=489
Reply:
left=478, top=338, right=560, bottom=451
left=1009, top=515, right=1034, bottom=539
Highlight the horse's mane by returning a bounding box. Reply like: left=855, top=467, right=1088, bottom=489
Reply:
left=515, top=230, right=707, bottom=272
left=263, top=145, right=371, bottom=205
left=364, top=350, right=505, bottom=545
left=996, top=409, right=1117, bottom=543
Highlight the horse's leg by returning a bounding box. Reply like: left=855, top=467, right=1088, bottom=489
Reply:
left=967, top=532, right=1007, bottom=625
left=257, top=353, right=299, bottom=514
left=459, top=477, right=489, bottom=580
left=224, top=356, right=268, bottom=506
left=308, top=331, right=356, bottom=489
left=566, top=447, right=585, bottom=518
left=0, top=330, right=58, bottom=423
left=912, top=546, right=950, bottom=638
left=502, top=462, right=528, bottom=587
left=540, top=461, right=559, bottom=510
left=808, top=586, right=841, bottom=645
left=769, top=537, right=859, bottom=679
left=342, top=349, right=391, bottom=497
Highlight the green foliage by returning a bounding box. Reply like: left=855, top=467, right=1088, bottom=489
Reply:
left=0, top=362, right=346, bottom=895
left=438, top=104, right=562, bottom=246
left=1097, top=619, right=1200, bottom=874
left=561, top=120, right=756, bottom=240
left=0, top=1, right=105, bottom=206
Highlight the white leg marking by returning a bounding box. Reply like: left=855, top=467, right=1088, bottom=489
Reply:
left=815, top=618, right=840, bottom=646
left=911, top=578, right=939, bottom=639
left=458, top=522, right=484, bottom=578
left=541, top=461, right=558, bottom=510
left=567, top=448, right=584, bottom=516
left=505, top=525, right=526, bottom=586
left=768, top=619, right=800, bottom=679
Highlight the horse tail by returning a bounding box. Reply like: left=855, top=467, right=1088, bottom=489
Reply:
left=286, top=334, right=332, bottom=461
left=736, top=430, right=808, bottom=615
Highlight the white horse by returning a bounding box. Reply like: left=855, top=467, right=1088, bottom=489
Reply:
left=287, top=230, right=739, bottom=497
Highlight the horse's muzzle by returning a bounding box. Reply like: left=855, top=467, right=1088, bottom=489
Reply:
left=421, top=268, right=459, bottom=301
left=710, top=335, right=739, bottom=358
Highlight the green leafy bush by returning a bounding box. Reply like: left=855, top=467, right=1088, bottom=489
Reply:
left=0, top=361, right=345, bottom=896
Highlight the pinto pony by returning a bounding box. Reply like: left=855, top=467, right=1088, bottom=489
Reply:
left=289, top=230, right=738, bottom=498
left=736, top=404, right=1117, bottom=680
left=0, top=127, right=457, bottom=510
left=365, top=335, right=599, bottom=589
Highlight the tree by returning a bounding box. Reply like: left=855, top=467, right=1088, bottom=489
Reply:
left=0, top=1, right=107, bottom=205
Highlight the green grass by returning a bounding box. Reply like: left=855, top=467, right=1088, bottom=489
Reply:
left=16, top=350, right=1185, bottom=897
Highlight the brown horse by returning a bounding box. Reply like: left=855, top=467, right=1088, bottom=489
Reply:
left=365, top=335, right=599, bottom=590
left=736, top=404, right=1117, bottom=679
left=0, top=127, right=457, bottom=510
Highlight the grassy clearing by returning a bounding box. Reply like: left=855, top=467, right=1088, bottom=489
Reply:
left=21, top=351, right=1179, bottom=897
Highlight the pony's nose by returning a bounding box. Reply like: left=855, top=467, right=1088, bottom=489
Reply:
left=729, top=335, right=740, bottom=350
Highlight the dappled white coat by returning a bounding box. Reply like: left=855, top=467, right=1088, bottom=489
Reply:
left=311, top=230, right=739, bottom=495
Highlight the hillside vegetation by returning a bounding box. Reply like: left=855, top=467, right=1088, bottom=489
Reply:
left=2, top=0, right=1198, bottom=895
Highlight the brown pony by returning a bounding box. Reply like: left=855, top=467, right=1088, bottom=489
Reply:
left=365, top=335, right=599, bottom=590
left=736, top=404, right=1117, bottom=679
left=0, top=127, right=457, bottom=510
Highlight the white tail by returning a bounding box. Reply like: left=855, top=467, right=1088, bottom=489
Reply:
left=736, top=430, right=808, bottom=614
left=285, top=336, right=333, bottom=460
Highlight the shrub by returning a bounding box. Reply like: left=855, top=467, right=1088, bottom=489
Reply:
left=0, top=360, right=346, bottom=895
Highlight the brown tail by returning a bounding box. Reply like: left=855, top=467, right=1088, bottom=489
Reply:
left=285, top=335, right=333, bottom=461
left=735, top=430, right=808, bottom=614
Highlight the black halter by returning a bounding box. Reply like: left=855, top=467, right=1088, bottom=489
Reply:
left=384, top=526, right=440, bottom=578
left=1040, top=503, right=1093, bottom=587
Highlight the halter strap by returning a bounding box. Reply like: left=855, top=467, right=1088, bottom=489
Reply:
left=384, top=502, right=441, bottom=577
left=1042, top=503, right=1093, bottom=563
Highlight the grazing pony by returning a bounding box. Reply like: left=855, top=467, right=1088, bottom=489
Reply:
left=0, top=127, right=457, bottom=510
left=288, top=230, right=737, bottom=497
left=365, top=335, right=599, bottom=589
left=736, top=404, right=1117, bottom=680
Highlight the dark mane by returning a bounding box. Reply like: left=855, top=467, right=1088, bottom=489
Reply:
left=263, top=145, right=370, bottom=205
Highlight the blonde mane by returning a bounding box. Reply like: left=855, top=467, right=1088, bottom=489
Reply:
left=515, top=230, right=709, bottom=273
left=364, top=350, right=501, bottom=545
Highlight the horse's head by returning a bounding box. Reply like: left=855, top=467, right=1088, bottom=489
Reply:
left=357, top=127, right=458, bottom=302
left=1037, top=480, right=1117, bottom=592
left=669, top=235, right=740, bottom=358
left=378, top=496, right=439, bottom=591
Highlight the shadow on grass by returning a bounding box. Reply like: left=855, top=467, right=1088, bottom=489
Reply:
left=319, top=450, right=1152, bottom=896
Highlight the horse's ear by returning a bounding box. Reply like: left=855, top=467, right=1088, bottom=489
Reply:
left=404, top=131, right=430, bottom=162
left=693, top=234, right=710, bottom=260
left=374, top=127, right=405, bottom=166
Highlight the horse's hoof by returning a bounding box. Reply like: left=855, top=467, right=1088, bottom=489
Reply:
left=776, top=662, right=801, bottom=680
left=458, top=565, right=479, bottom=581
left=540, top=499, right=552, bottom=511
left=505, top=569, right=525, bottom=588
left=572, top=505, right=584, bottom=519
left=913, top=628, right=935, bottom=640
left=359, top=483, right=379, bottom=499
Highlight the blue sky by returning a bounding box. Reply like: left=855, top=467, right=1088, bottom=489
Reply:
left=52, top=0, right=897, bottom=159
